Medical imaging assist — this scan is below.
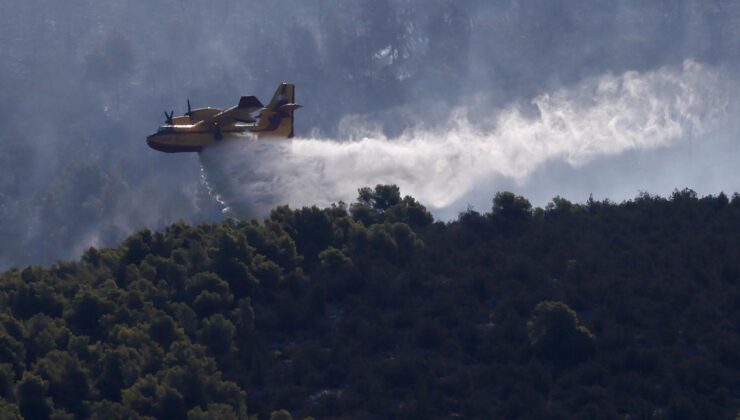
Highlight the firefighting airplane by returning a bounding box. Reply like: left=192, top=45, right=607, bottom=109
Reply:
left=146, top=83, right=301, bottom=153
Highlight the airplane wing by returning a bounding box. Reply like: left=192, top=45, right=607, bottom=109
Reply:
left=205, top=96, right=264, bottom=126
left=237, top=96, right=264, bottom=113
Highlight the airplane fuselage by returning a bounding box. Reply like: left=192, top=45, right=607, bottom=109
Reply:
left=146, top=121, right=254, bottom=153
left=147, top=83, right=300, bottom=153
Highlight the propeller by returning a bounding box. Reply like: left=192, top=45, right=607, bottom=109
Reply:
left=163, top=110, right=174, bottom=125
left=186, top=99, right=192, bottom=118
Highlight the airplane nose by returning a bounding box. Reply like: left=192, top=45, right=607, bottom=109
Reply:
left=146, top=133, right=160, bottom=150
left=146, top=137, right=167, bottom=152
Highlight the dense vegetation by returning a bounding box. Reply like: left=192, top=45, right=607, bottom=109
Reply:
left=1, top=185, right=739, bottom=419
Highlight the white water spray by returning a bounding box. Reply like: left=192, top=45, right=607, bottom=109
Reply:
left=200, top=60, right=733, bottom=218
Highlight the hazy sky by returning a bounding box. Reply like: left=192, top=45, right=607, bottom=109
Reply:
left=1, top=0, right=739, bottom=268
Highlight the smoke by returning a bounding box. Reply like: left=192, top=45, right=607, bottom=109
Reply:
left=200, top=60, right=735, bottom=218
left=2, top=0, right=740, bottom=268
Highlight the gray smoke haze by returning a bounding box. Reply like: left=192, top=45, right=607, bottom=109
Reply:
left=1, top=0, right=739, bottom=268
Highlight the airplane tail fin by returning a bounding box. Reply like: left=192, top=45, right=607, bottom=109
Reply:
left=256, top=83, right=301, bottom=138
left=266, top=82, right=295, bottom=110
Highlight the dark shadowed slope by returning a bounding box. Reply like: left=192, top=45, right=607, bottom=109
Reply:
left=0, top=185, right=738, bottom=419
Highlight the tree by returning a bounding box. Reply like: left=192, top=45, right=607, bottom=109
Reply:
left=352, top=184, right=435, bottom=227
left=25, top=315, right=69, bottom=362
left=11, top=283, right=63, bottom=320
left=233, top=298, right=255, bottom=333
left=527, top=301, right=595, bottom=366
left=148, top=313, right=180, bottom=349
left=385, top=196, right=434, bottom=227
left=0, top=330, right=25, bottom=378
left=33, top=351, right=90, bottom=417
left=351, top=185, right=402, bottom=224
left=16, top=373, right=52, bottom=420
left=97, top=347, right=142, bottom=402
left=184, top=272, right=234, bottom=316
left=492, top=192, right=532, bottom=228
left=0, top=363, right=14, bottom=400
left=545, top=196, right=579, bottom=215
left=121, top=231, right=152, bottom=267
left=66, top=291, right=113, bottom=339
left=0, top=400, right=21, bottom=419
left=210, top=229, right=252, bottom=294
left=187, top=403, right=239, bottom=420
left=251, top=256, right=283, bottom=291
left=121, top=375, right=186, bottom=419
left=199, top=315, right=236, bottom=355
left=87, top=401, right=130, bottom=420
left=270, top=409, right=293, bottom=420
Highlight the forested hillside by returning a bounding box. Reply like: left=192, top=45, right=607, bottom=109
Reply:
left=0, top=185, right=738, bottom=419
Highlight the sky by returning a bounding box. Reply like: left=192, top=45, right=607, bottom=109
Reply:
left=1, top=0, right=739, bottom=268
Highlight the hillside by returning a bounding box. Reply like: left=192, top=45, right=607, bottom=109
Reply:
left=0, top=185, right=738, bottom=419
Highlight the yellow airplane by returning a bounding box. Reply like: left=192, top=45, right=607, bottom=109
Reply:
left=147, top=82, right=301, bottom=153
